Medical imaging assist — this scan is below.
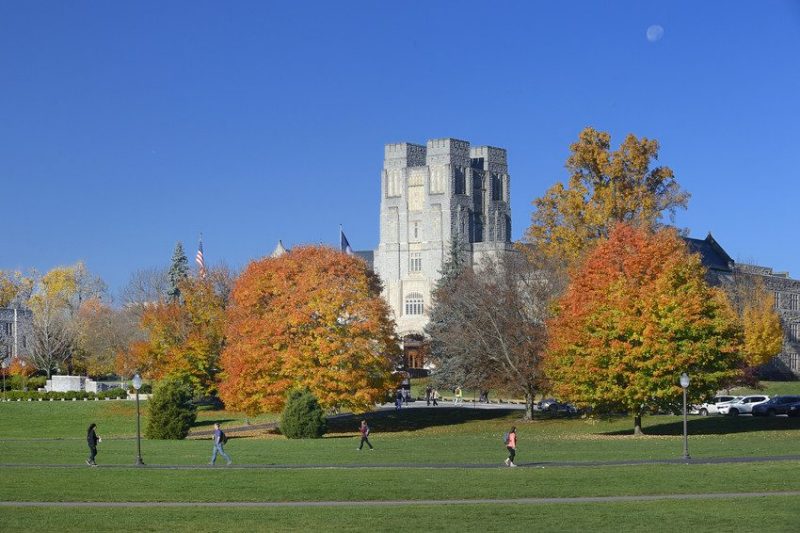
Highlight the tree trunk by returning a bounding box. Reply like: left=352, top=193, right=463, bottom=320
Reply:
left=633, top=413, right=645, bottom=436
left=524, top=390, right=534, bottom=420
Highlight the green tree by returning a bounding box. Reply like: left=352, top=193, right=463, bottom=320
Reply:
left=167, top=242, right=189, bottom=302
left=526, top=127, right=690, bottom=264
left=145, top=377, right=197, bottom=439
left=546, top=224, right=743, bottom=434
left=279, top=388, right=327, bottom=439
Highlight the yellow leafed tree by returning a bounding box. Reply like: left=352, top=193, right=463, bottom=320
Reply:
left=526, top=127, right=690, bottom=264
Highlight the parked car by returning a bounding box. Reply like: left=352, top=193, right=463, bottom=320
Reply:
left=691, top=395, right=741, bottom=416
left=537, top=398, right=578, bottom=416
left=718, top=395, right=769, bottom=416
left=752, top=395, right=800, bottom=417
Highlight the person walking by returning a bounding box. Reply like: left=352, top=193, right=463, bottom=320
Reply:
left=425, top=384, right=432, bottom=406
left=86, top=423, right=101, bottom=466
left=504, top=426, right=517, bottom=467
left=357, top=419, right=374, bottom=450
left=209, top=422, right=232, bottom=466
left=395, top=389, right=403, bottom=410
left=455, top=386, right=463, bottom=405
left=432, top=388, right=439, bottom=406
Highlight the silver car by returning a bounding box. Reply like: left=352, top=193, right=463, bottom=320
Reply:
left=718, top=395, right=769, bottom=416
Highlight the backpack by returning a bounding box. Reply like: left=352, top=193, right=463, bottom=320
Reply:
left=220, top=431, right=228, bottom=445
left=503, top=432, right=510, bottom=445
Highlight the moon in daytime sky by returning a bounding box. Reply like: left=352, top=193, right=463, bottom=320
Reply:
left=646, top=25, right=664, bottom=42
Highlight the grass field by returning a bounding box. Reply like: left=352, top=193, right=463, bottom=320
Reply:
left=2, top=392, right=799, bottom=532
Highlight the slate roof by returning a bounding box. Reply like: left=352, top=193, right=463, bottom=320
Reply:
left=354, top=250, right=374, bottom=270
left=683, top=233, right=733, bottom=273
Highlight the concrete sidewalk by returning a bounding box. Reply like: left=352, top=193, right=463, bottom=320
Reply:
left=2, top=491, right=799, bottom=508
left=2, top=454, right=799, bottom=470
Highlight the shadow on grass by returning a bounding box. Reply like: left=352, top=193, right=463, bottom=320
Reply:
left=327, top=407, right=519, bottom=433
left=192, top=418, right=236, bottom=429
left=603, top=415, right=800, bottom=436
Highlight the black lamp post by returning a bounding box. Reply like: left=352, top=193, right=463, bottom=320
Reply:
left=133, top=374, right=145, bottom=466
left=1, top=360, right=7, bottom=402
left=680, top=372, right=690, bottom=461
left=20, top=360, right=27, bottom=391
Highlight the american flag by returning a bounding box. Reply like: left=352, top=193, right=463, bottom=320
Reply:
left=196, top=237, right=206, bottom=278
left=340, top=226, right=353, bottom=255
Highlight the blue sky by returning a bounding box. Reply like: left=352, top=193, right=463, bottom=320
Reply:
left=2, top=1, right=799, bottom=297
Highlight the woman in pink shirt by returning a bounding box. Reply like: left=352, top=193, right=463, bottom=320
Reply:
left=504, top=426, right=517, bottom=467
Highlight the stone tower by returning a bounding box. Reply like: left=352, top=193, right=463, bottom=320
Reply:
left=373, top=138, right=513, bottom=362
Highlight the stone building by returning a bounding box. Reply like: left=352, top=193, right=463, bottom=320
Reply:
left=0, top=306, right=33, bottom=363
left=271, top=139, right=799, bottom=379
left=684, top=234, right=800, bottom=378
left=371, top=138, right=514, bottom=369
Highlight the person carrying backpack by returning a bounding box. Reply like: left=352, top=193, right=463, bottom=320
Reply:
left=357, top=419, right=374, bottom=450
left=504, top=426, right=517, bottom=467
left=210, top=422, right=232, bottom=466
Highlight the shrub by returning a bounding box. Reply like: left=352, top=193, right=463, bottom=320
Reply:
left=27, top=376, right=47, bottom=390
left=145, top=377, right=197, bottom=439
left=279, top=388, right=327, bottom=439
left=128, top=383, right=152, bottom=394
left=98, top=388, right=127, bottom=400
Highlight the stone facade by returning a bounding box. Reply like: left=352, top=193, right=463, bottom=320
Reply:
left=373, top=138, right=514, bottom=343
left=735, top=263, right=800, bottom=378
left=685, top=234, right=800, bottom=378
left=0, top=307, right=33, bottom=362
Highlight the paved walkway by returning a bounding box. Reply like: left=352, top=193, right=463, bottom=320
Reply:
left=2, top=491, right=799, bottom=508
left=2, top=454, right=799, bottom=470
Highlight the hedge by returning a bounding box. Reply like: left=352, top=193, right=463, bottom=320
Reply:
left=1, top=388, right=129, bottom=401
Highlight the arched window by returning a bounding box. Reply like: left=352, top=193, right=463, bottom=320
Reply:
left=404, top=292, right=424, bottom=316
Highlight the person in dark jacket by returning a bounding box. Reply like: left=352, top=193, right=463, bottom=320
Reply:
left=86, top=423, right=101, bottom=466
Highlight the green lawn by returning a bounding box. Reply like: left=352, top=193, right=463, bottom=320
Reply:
left=1, top=499, right=798, bottom=533
left=2, top=462, right=798, bottom=502
left=0, top=400, right=278, bottom=439
left=2, top=398, right=799, bottom=531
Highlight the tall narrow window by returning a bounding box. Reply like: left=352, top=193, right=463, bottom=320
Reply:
left=409, top=252, right=422, bottom=273
left=404, top=293, right=424, bottom=315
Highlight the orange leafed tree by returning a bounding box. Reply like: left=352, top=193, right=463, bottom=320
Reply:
left=545, top=224, right=743, bottom=434
left=129, top=276, right=226, bottom=396
left=219, top=246, right=400, bottom=415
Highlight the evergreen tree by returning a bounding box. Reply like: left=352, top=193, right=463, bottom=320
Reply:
left=425, top=236, right=474, bottom=390
left=145, top=376, right=197, bottom=439
left=279, top=388, right=327, bottom=439
left=167, top=242, right=189, bottom=302
left=435, top=235, right=467, bottom=291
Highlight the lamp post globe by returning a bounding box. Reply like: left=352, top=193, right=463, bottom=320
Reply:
left=680, top=372, right=690, bottom=461
left=133, top=373, right=144, bottom=466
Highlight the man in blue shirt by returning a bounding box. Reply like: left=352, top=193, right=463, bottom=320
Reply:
left=210, top=423, right=232, bottom=466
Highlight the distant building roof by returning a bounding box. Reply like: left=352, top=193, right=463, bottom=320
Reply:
left=683, top=233, right=733, bottom=273
left=270, top=240, right=288, bottom=258
left=354, top=250, right=374, bottom=270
